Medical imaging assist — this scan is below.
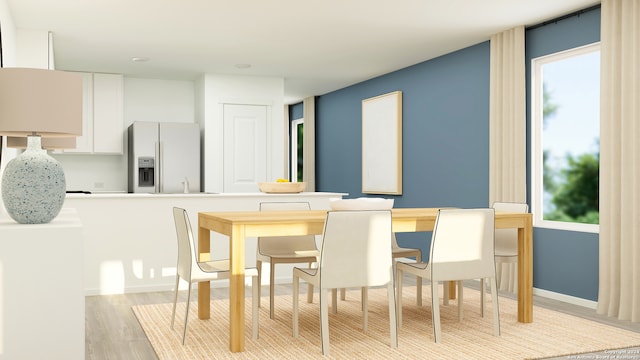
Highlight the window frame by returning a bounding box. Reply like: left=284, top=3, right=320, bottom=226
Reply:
left=530, top=42, right=600, bottom=234
left=290, top=118, right=304, bottom=182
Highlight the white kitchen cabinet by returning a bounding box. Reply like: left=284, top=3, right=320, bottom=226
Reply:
left=64, top=72, right=124, bottom=154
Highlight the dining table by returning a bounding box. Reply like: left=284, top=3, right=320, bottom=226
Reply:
left=197, top=207, right=533, bottom=352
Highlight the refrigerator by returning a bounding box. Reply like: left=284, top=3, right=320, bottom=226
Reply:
left=128, top=122, right=201, bottom=193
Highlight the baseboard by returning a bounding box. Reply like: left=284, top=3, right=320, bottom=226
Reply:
left=85, top=278, right=598, bottom=311
left=533, top=287, right=597, bottom=309
left=86, top=281, right=232, bottom=296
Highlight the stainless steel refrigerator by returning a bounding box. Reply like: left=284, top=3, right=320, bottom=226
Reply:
left=128, top=122, right=201, bottom=193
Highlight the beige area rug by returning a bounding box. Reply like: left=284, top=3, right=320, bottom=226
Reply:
left=132, top=286, right=640, bottom=359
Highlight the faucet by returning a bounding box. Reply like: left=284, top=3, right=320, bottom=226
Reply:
left=182, top=177, right=189, bottom=193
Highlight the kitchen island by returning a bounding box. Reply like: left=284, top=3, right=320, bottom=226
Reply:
left=64, top=192, right=345, bottom=295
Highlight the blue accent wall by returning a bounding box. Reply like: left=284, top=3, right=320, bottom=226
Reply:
left=316, top=42, right=491, bottom=264
left=314, top=6, right=601, bottom=301
left=290, top=103, right=303, bottom=120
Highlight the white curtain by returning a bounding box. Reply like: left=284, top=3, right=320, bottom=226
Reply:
left=302, top=96, right=316, bottom=191
left=489, top=26, right=527, bottom=205
left=283, top=105, right=291, bottom=179
left=597, top=0, right=640, bottom=323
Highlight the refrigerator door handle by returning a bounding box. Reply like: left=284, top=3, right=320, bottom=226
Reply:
left=155, top=141, right=161, bottom=193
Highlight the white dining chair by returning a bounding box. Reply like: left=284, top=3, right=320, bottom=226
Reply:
left=292, top=210, right=397, bottom=356
left=491, top=201, right=529, bottom=292
left=257, top=201, right=320, bottom=319
left=392, top=233, right=423, bottom=304
left=171, top=207, right=259, bottom=344
left=396, top=208, right=500, bottom=343
left=340, top=234, right=423, bottom=305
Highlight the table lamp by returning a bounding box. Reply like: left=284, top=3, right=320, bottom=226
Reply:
left=0, top=67, right=82, bottom=224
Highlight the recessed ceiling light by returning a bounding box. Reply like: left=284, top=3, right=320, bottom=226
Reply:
left=235, top=63, right=251, bottom=69
left=131, top=57, right=150, bottom=62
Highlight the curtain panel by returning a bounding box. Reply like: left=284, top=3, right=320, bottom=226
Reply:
left=489, top=26, right=527, bottom=205
left=302, top=96, right=316, bottom=192
left=597, top=0, right=640, bottom=322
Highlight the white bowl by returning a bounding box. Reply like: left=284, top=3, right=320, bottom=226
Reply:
left=258, top=182, right=307, bottom=193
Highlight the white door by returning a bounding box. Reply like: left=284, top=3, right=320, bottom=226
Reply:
left=223, top=104, right=268, bottom=192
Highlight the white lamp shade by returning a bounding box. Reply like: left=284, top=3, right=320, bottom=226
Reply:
left=0, top=67, right=82, bottom=137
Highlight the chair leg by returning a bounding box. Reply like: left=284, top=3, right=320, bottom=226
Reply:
left=307, top=261, right=314, bottom=303
left=252, top=275, right=259, bottom=340
left=182, top=282, right=193, bottom=345
left=387, top=281, right=398, bottom=349
left=442, top=281, right=449, bottom=306
left=320, top=288, right=331, bottom=356
left=416, top=276, right=423, bottom=306
left=307, top=282, right=314, bottom=303
left=269, top=263, right=276, bottom=319
left=256, top=260, right=262, bottom=308
left=362, top=287, right=368, bottom=332
left=490, top=276, right=501, bottom=336
left=171, top=275, right=180, bottom=329
left=480, top=278, right=486, bottom=317
left=396, top=268, right=403, bottom=327
left=293, top=273, right=300, bottom=337
left=340, top=288, right=346, bottom=300
left=431, top=281, right=441, bottom=343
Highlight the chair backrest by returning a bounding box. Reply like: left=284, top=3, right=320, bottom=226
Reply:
left=258, top=202, right=317, bottom=253
left=429, top=208, right=495, bottom=282
left=318, top=210, right=393, bottom=289
left=492, top=202, right=529, bottom=253
left=391, top=233, right=401, bottom=250
left=173, top=207, right=197, bottom=281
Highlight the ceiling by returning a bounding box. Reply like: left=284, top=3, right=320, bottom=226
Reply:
left=6, top=0, right=600, bottom=104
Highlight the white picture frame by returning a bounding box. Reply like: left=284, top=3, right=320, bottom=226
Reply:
left=362, top=91, right=402, bottom=195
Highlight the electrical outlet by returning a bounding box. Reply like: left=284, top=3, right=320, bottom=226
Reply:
left=94, top=182, right=104, bottom=189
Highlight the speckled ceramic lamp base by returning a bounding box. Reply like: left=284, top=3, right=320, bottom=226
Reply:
left=1, top=136, right=66, bottom=224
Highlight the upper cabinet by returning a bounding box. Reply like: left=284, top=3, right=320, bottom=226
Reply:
left=63, top=72, right=124, bottom=154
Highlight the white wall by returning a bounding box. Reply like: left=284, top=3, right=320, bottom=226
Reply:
left=0, top=0, right=16, bottom=67
left=199, top=74, right=285, bottom=193
left=15, top=28, right=50, bottom=69
left=124, top=78, right=195, bottom=124
left=53, top=77, right=196, bottom=192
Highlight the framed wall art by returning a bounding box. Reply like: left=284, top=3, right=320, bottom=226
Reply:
left=361, top=90, right=402, bottom=194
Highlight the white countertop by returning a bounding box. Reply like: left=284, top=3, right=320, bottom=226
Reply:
left=65, top=191, right=347, bottom=199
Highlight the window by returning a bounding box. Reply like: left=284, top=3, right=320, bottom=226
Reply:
left=531, top=43, right=600, bottom=233
left=290, top=118, right=304, bottom=182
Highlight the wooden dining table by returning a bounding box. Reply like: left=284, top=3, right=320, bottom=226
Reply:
left=198, top=207, right=533, bottom=352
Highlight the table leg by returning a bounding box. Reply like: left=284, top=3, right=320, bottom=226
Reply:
left=198, top=225, right=211, bottom=320
left=229, top=224, right=246, bottom=352
left=448, top=281, right=457, bottom=300
left=518, top=216, right=533, bottom=323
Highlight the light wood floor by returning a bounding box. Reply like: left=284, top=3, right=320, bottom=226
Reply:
left=85, top=282, right=640, bottom=360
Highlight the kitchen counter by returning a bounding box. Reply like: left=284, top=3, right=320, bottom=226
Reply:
left=63, top=191, right=346, bottom=295
left=66, top=191, right=344, bottom=199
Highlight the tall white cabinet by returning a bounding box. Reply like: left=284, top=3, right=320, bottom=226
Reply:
left=0, top=209, right=84, bottom=359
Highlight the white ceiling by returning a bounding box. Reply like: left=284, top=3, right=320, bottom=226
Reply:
left=6, top=0, right=600, bottom=104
